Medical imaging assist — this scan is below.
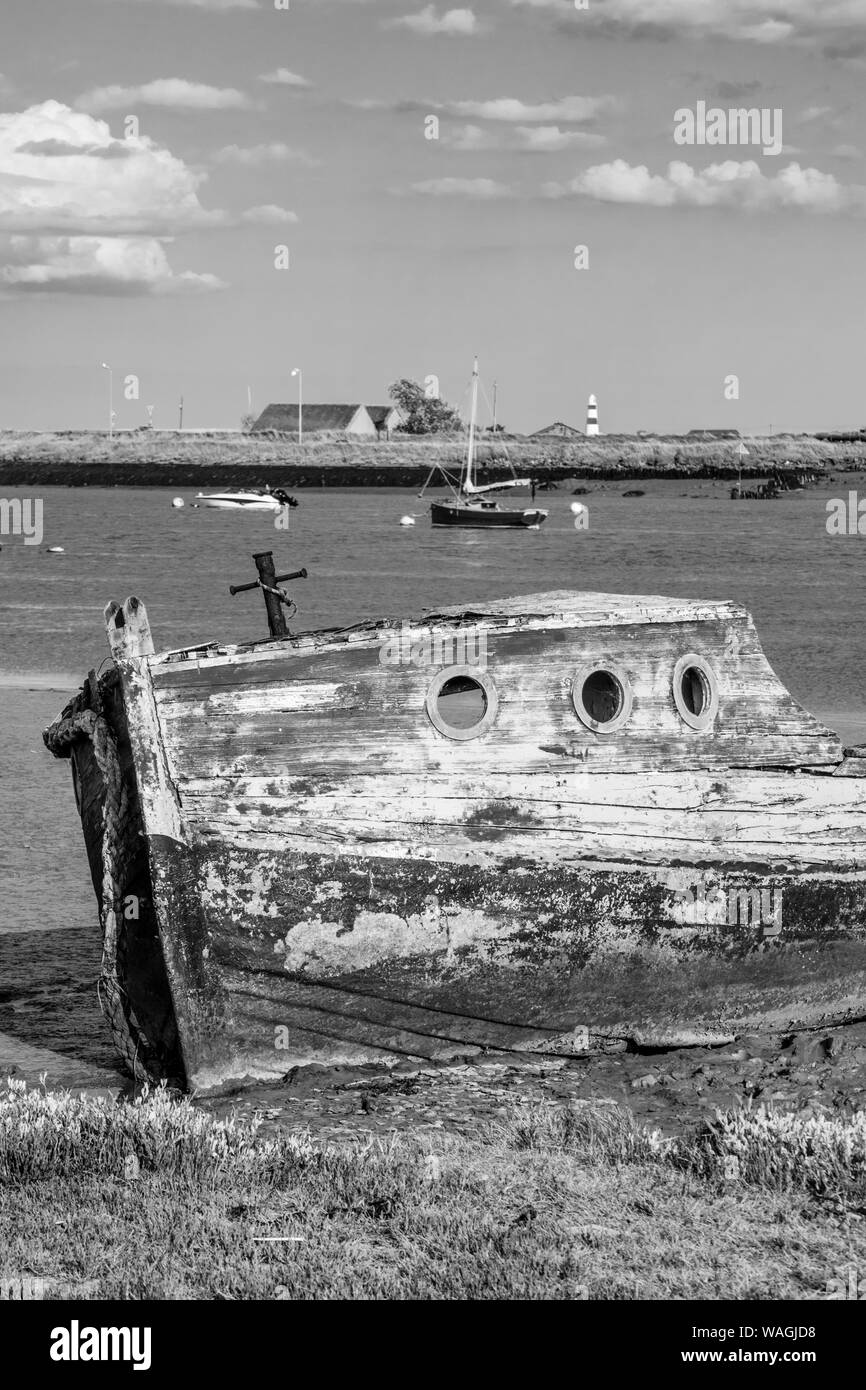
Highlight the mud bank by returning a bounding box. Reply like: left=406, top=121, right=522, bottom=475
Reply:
left=3, top=926, right=865, bottom=1138
left=1, top=430, right=864, bottom=488
left=204, top=1023, right=866, bottom=1141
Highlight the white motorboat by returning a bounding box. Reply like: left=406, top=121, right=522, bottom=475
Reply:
left=195, top=491, right=280, bottom=512
left=194, top=489, right=298, bottom=513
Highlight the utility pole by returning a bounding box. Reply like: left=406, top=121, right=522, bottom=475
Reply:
left=291, top=368, right=302, bottom=443
left=100, top=363, right=114, bottom=440
left=178, top=395, right=184, bottom=430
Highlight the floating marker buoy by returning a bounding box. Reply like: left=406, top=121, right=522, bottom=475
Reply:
left=400, top=515, right=416, bottom=526
left=171, top=497, right=185, bottom=509
left=570, top=502, right=588, bottom=515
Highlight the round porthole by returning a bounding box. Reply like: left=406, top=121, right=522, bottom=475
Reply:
left=425, top=665, right=499, bottom=741
left=672, top=654, right=719, bottom=731
left=571, top=662, right=633, bottom=733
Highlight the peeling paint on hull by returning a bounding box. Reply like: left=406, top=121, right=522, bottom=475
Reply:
left=156, top=838, right=866, bottom=1093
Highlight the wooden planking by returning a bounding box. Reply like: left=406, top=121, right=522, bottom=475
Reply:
left=224, top=984, right=484, bottom=1063
left=186, top=842, right=866, bottom=1008
left=150, top=590, right=752, bottom=689
left=153, top=613, right=764, bottom=694
left=415, top=590, right=748, bottom=625
left=185, top=817, right=866, bottom=870
left=150, top=617, right=842, bottom=781
left=219, top=971, right=562, bottom=1050
left=167, top=768, right=866, bottom=871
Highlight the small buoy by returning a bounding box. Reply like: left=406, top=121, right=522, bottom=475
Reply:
left=570, top=502, right=588, bottom=515
left=171, top=497, right=185, bottom=509
left=46, top=546, right=64, bottom=553
left=399, top=515, right=416, bottom=526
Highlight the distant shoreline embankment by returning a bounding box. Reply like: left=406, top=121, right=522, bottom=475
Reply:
left=1, top=429, right=865, bottom=488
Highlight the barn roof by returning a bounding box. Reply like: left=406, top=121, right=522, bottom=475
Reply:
left=529, top=421, right=583, bottom=439
left=251, top=404, right=366, bottom=433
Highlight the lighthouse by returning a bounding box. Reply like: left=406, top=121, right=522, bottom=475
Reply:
left=585, top=394, right=599, bottom=437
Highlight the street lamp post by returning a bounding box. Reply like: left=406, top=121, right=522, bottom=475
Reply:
left=100, top=362, right=114, bottom=440
left=291, top=367, right=302, bottom=444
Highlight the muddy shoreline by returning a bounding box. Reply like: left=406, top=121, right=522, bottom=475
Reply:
left=3, top=928, right=865, bottom=1138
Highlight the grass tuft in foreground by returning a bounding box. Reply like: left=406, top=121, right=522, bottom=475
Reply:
left=501, top=1098, right=866, bottom=1198
left=0, top=1078, right=315, bottom=1186
left=1, top=1081, right=865, bottom=1299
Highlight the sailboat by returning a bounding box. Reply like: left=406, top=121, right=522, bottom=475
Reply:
left=422, top=360, right=549, bottom=530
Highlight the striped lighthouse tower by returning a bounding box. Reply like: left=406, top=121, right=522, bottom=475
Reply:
left=585, top=394, right=599, bottom=437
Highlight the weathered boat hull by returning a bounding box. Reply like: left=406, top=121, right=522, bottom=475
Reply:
left=151, top=834, right=866, bottom=1091
left=46, top=590, right=866, bottom=1093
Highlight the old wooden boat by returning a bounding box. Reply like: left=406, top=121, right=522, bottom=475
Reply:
left=44, top=567, right=866, bottom=1093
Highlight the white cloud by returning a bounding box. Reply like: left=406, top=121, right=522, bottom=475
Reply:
left=0, top=102, right=224, bottom=294
left=387, top=6, right=479, bottom=35
left=445, top=95, right=615, bottom=123
left=349, top=93, right=614, bottom=126
left=240, top=204, right=299, bottom=223
left=800, top=105, right=835, bottom=123
left=405, top=177, right=513, bottom=197
left=441, top=122, right=605, bottom=151
left=544, top=157, right=866, bottom=214
left=515, top=125, right=606, bottom=151
left=442, top=124, right=497, bottom=150
left=119, top=0, right=257, bottom=7
left=0, top=234, right=225, bottom=294
left=214, top=142, right=317, bottom=165
left=512, top=0, right=866, bottom=50
left=0, top=102, right=222, bottom=234
left=259, top=69, right=312, bottom=87
left=76, top=79, right=252, bottom=112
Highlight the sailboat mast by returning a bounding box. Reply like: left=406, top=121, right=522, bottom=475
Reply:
left=466, top=357, right=479, bottom=493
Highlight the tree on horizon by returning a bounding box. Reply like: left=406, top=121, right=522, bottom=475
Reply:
left=388, top=379, right=462, bottom=435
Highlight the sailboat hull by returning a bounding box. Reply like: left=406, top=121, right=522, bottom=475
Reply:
left=431, top=502, right=548, bottom=529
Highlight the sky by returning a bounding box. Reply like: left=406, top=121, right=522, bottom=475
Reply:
left=0, top=0, right=865, bottom=434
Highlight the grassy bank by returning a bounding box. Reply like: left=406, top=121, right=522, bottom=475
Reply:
left=1, top=1080, right=864, bottom=1299
left=1, top=429, right=865, bottom=489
